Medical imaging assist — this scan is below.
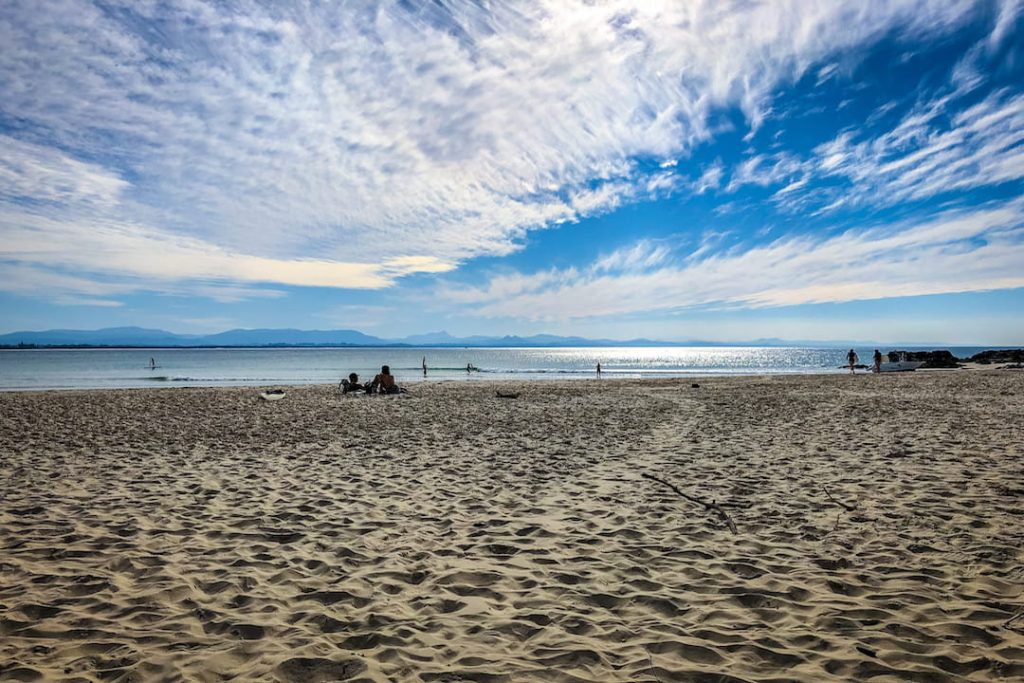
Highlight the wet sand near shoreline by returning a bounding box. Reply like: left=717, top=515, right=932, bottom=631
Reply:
left=1, top=372, right=1023, bottom=681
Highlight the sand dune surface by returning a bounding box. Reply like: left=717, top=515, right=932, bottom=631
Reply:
left=2, top=373, right=1023, bottom=681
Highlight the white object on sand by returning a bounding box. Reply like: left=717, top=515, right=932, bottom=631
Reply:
left=878, top=361, right=925, bottom=373
left=259, top=390, right=286, bottom=401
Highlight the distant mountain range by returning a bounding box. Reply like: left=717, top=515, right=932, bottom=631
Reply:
left=0, top=326, right=670, bottom=348
left=0, top=326, right=977, bottom=349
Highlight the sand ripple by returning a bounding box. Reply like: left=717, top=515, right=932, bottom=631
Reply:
left=2, top=373, right=1023, bottom=681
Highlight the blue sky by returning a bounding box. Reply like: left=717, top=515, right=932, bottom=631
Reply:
left=1, top=0, right=1022, bottom=344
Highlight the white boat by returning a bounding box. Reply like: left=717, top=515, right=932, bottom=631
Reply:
left=877, top=361, right=925, bottom=373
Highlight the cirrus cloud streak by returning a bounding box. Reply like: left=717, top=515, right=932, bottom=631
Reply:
left=448, top=202, right=1024, bottom=320
left=0, top=208, right=453, bottom=293
left=0, top=0, right=994, bottom=274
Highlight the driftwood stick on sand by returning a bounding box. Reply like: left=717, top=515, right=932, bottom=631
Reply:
left=1005, top=610, right=1024, bottom=632
left=822, top=485, right=857, bottom=512
left=644, top=645, right=665, bottom=683
left=642, top=473, right=738, bottom=535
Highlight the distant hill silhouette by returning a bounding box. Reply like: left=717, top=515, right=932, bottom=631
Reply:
left=0, top=326, right=969, bottom=349
left=0, top=326, right=669, bottom=347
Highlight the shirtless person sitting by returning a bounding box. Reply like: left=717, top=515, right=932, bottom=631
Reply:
left=368, top=365, right=400, bottom=394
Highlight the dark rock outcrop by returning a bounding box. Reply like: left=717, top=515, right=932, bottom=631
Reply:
left=964, top=349, right=1024, bottom=365
left=887, top=350, right=962, bottom=369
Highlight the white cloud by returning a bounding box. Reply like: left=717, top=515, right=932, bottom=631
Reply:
left=0, top=136, right=127, bottom=208
left=810, top=89, right=1024, bottom=211
left=0, top=208, right=453, bottom=291
left=693, top=162, right=724, bottom=194
left=183, top=285, right=286, bottom=304
left=593, top=240, right=670, bottom=272
left=450, top=201, right=1024, bottom=320
left=0, top=263, right=133, bottom=298
left=815, top=63, right=840, bottom=86
left=0, top=0, right=997, bottom=299
left=727, top=152, right=805, bottom=192
left=51, top=296, right=124, bottom=307
left=0, top=261, right=285, bottom=306
left=990, top=0, right=1023, bottom=48
left=722, top=86, right=1024, bottom=214
left=645, top=171, right=679, bottom=196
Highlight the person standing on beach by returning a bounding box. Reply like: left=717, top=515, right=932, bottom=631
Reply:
left=847, top=349, right=859, bottom=374
left=422, top=356, right=427, bottom=377
left=596, top=362, right=602, bottom=378
left=873, top=349, right=883, bottom=373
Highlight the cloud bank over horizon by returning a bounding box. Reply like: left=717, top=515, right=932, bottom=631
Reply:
left=0, top=0, right=1022, bottom=339
left=446, top=202, right=1024, bottom=320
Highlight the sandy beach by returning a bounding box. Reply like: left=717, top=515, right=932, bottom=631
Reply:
left=1, top=372, right=1022, bottom=682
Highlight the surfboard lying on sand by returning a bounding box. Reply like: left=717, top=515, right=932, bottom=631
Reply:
left=259, top=390, right=286, bottom=401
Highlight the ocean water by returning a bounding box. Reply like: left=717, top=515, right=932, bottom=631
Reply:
left=0, top=346, right=988, bottom=391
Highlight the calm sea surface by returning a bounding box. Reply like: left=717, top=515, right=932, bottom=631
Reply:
left=0, top=346, right=987, bottom=391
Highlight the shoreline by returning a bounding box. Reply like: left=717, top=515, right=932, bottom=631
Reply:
left=2, top=373, right=1022, bottom=681
left=2, top=362, right=1017, bottom=393
left=4, top=345, right=1020, bottom=393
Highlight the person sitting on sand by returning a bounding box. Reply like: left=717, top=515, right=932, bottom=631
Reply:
left=368, top=365, right=400, bottom=395
left=340, top=372, right=364, bottom=394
